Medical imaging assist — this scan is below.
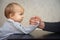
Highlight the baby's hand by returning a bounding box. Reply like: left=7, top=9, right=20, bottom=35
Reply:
left=29, top=16, right=41, bottom=25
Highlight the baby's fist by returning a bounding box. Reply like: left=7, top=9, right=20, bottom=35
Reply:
left=29, top=16, right=41, bottom=25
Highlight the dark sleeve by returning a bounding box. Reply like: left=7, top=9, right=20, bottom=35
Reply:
left=43, top=22, right=60, bottom=32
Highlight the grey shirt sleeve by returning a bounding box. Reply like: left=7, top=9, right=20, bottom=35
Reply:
left=43, top=22, right=60, bottom=32
left=13, top=22, right=39, bottom=34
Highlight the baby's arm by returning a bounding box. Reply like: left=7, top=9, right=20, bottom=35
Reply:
left=21, top=16, right=41, bottom=34
left=13, top=16, right=40, bottom=34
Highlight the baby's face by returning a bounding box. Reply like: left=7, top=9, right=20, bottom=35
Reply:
left=10, top=5, right=24, bottom=22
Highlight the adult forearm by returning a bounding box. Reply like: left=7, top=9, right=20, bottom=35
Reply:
left=43, top=22, right=60, bottom=32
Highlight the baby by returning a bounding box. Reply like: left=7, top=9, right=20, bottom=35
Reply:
left=0, top=2, right=40, bottom=39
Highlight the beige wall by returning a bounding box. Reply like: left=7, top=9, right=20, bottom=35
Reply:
left=0, top=0, right=60, bottom=27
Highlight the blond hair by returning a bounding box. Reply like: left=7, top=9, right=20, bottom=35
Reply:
left=4, top=2, right=23, bottom=18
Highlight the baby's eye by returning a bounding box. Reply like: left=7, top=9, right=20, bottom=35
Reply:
left=20, top=13, right=23, bottom=15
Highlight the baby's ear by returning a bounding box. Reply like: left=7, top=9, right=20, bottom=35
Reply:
left=9, top=13, right=14, bottom=18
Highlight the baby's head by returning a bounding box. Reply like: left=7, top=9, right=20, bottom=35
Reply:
left=4, top=2, right=24, bottom=22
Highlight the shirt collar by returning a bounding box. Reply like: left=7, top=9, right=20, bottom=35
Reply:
left=7, top=19, right=14, bottom=23
left=7, top=19, right=21, bottom=25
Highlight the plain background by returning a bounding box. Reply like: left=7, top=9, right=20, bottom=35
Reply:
left=0, top=0, right=60, bottom=31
